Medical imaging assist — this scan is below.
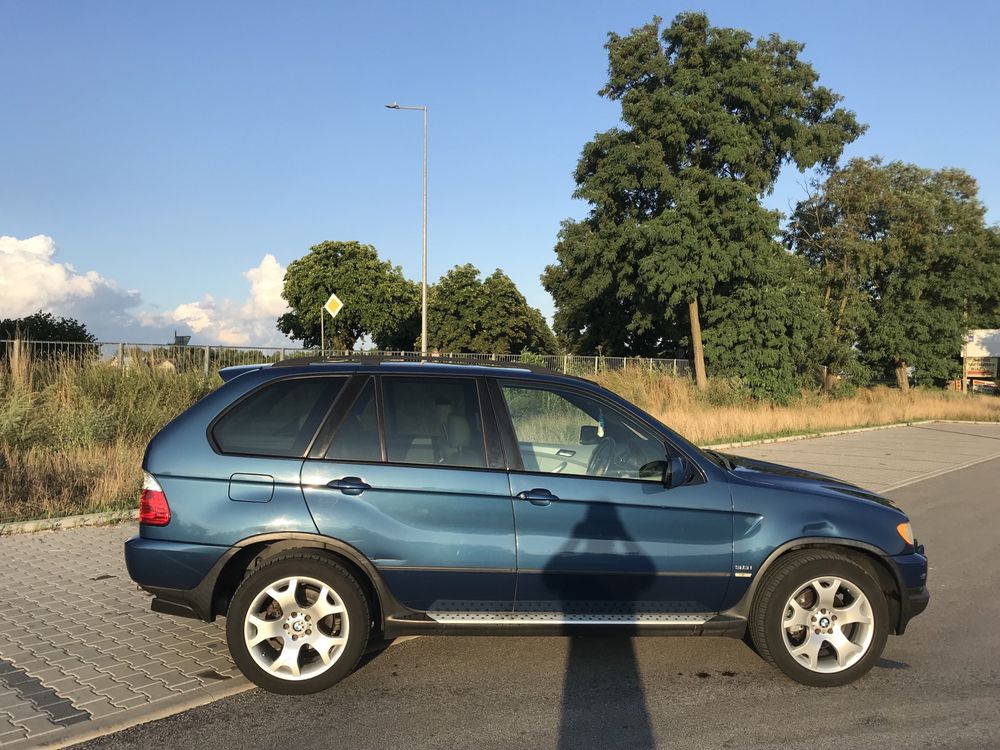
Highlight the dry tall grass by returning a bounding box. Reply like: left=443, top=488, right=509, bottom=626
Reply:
left=1, top=350, right=217, bottom=523
left=0, top=442, right=145, bottom=522
left=596, top=370, right=1000, bottom=445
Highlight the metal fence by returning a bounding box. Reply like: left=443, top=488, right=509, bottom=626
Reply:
left=0, top=339, right=692, bottom=378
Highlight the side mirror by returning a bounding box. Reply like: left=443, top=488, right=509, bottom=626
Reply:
left=579, top=425, right=600, bottom=445
left=664, top=456, right=687, bottom=488
left=640, top=457, right=688, bottom=488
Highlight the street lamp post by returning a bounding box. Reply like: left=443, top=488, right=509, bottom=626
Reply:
left=386, top=102, right=428, bottom=356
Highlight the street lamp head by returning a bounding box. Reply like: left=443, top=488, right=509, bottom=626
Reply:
left=385, top=102, right=400, bottom=109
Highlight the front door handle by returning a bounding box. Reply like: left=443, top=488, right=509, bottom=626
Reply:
left=327, top=477, right=371, bottom=496
left=517, top=488, right=558, bottom=506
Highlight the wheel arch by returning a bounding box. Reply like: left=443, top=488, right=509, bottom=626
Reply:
left=726, top=537, right=905, bottom=634
left=210, top=533, right=397, bottom=633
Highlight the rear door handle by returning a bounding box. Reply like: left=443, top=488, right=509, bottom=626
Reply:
left=517, top=488, right=558, bottom=506
left=327, top=477, right=371, bottom=496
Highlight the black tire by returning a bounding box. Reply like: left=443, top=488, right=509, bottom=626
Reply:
left=749, top=550, right=889, bottom=687
left=226, top=552, right=370, bottom=695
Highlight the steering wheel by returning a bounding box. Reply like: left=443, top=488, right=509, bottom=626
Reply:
left=586, top=437, right=616, bottom=477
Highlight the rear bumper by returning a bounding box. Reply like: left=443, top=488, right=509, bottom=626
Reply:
left=124, top=535, right=234, bottom=621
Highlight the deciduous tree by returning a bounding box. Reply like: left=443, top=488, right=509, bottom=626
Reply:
left=277, top=241, right=419, bottom=350
left=0, top=311, right=95, bottom=343
left=788, top=158, right=997, bottom=388
left=544, top=12, right=863, bottom=390
left=428, top=265, right=558, bottom=354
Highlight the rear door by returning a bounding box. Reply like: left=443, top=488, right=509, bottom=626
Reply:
left=301, top=374, right=516, bottom=614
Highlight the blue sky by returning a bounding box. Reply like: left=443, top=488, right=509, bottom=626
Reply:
left=2, top=1, right=998, bottom=344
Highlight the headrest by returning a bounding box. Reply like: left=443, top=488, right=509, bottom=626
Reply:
left=447, top=414, right=470, bottom=449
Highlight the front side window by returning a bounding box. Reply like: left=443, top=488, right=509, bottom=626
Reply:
left=500, top=382, right=665, bottom=481
left=213, top=377, right=343, bottom=457
left=382, top=377, right=487, bottom=468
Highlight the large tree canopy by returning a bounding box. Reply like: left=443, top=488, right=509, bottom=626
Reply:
left=428, top=264, right=558, bottom=354
left=0, top=311, right=95, bottom=343
left=278, top=241, right=420, bottom=350
left=543, top=12, right=863, bottom=392
left=787, top=158, right=999, bottom=388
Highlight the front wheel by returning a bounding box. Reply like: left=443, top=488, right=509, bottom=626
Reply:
left=226, top=552, right=370, bottom=694
left=749, top=551, right=889, bottom=687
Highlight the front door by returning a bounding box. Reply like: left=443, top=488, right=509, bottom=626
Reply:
left=301, top=375, right=516, bottom=614
left=496, top=380, right=733, bottom=616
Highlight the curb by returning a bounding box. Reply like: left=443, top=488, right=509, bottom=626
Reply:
left=11, top=677, right=253, bottom=750
left=700, top=419, right=1000, bottom=450
left=18, top=637, right=421, bottom=750
left=701, top=420, right=936, bottom=450
left=0, top=509, right=138, bottom=537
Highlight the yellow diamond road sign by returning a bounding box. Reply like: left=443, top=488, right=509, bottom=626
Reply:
left=324, top=293, right=344, bottom=319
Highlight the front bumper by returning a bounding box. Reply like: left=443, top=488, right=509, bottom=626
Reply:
left=898, top=585, right=930, bottom=634
left=890, top=549, right=929, bottom=634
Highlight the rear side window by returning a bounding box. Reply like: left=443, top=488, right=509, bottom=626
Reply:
left=382, top=377, right=487, bottom=468
left=213, top=377, right=344, bottom=457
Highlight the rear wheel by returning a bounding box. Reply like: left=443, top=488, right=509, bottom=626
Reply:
left=749, top=550, right=889, bottom=687
left=226, top=552, right=369, bottom=694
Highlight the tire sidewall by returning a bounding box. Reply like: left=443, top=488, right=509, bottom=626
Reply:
left=226, top=556, right=369, bottom=695
left=763, top=557, right=889, bottom=687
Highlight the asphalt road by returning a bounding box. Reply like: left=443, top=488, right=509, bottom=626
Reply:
left=76, top=457, right=1000, bottom=750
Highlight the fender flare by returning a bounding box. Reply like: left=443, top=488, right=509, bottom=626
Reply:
left=202, top=532, right=405, bottom=626
left=723, top=536, right=904, bottom=629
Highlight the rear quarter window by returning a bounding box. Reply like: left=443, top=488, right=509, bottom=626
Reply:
left=212, top=377, right=344, bottom=457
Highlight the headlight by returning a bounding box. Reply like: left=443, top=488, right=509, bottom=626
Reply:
left=896, top=521, right=915, bottom=546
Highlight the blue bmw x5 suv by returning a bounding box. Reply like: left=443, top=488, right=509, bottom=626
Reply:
left=125, top=357, right=928, bottom=693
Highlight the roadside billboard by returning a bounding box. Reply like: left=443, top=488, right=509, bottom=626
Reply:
left=966, top=357, right=998, bottom=378
left=964, top=330, right=1000, bottom=358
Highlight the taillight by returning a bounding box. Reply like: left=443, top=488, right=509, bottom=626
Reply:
left=139, top=471, right=171, bottom=526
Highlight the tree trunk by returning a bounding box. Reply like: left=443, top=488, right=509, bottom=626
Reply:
left=895, top=361, right=910, bottom=392
left=688, top=296, right=708, bottom=390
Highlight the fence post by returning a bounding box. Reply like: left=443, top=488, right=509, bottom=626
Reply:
left=563, top=354, right=568, bottom=374
left=203, top=346, right=210, bottom=378
left=117, top=342, right=124, bottom=369
left=279, top=347, right=285, bottom=362
left=594, top=356, right=598, bottom=375
left=673, top=359, right=677, bottom=377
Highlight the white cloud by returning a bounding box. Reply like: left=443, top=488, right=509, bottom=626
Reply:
left=139, top=254, right=291, bottom=346
left=0, top=235, right=141, bottom=324
left=1, top=235, right=292, bottom=346
left=242, top=254, right=288, bottom=319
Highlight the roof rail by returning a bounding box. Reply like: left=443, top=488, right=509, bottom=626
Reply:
left=270, top=353, right=567, bottom=376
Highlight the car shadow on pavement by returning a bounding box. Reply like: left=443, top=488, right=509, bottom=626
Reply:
left=544, top=503, right=656, bottom=750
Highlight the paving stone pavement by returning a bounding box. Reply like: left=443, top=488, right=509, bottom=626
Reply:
left=0, top=524, right=248, bottom=748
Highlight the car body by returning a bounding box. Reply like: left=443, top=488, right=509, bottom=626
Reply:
left=125, top=357, right=928, bottom=692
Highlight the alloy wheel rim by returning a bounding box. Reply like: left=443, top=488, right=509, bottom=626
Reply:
left=244, top=575, right=349, bottom=681
left=781, top=575, right=874, bottom=674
